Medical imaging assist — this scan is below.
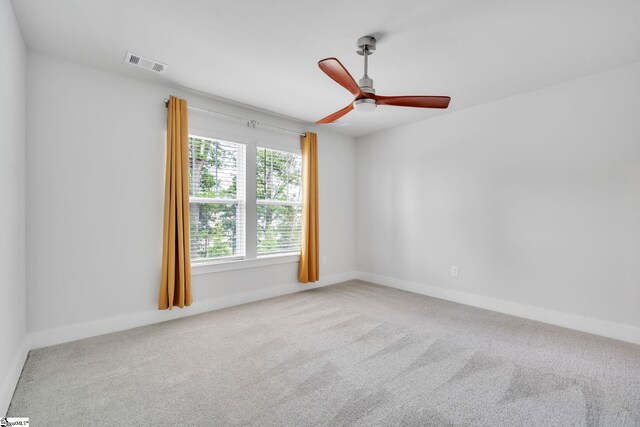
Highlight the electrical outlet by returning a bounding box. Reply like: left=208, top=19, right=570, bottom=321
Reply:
left=451, top=266, right=459, bottom=277
left=321, top=256, right=327, bottom=266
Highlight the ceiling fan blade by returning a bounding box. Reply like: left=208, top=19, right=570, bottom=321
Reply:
left=315, top=103, right=354, bottom=124
left=374, top=95, right=451, bottom=109
left=318, top=58, right=361, bottom=96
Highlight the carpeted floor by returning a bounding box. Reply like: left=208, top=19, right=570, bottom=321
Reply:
left=9, top=280, right=640, bottom=426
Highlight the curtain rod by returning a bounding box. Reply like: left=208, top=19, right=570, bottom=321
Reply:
left=164, top=98, right=306, bottom=137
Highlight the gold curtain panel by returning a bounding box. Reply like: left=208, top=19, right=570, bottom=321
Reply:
left=159, top=96, right=193, bottom=309
left=299, top=132, right=320, bottom=283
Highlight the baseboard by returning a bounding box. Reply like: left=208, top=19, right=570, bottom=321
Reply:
left=29, top=271, right=357, bottom=350
left=0, top=338, right=29, bottom=416
left=357, top=271, right=640, bottom=345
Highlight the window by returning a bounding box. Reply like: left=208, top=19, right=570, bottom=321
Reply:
left=187, top=135, right=302, bottom=264
left=188, top=136, right=245, bottom=262
left=256, top=147, right=302, bottom=255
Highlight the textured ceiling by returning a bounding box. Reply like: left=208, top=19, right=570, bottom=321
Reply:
left=11, top=0, right=640, bottom=136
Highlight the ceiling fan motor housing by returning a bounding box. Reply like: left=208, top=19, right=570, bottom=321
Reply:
left=359, top=76, right=375, bottom=94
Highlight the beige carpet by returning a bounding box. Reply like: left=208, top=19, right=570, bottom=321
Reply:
left=9, top=280, right=640, bottom=426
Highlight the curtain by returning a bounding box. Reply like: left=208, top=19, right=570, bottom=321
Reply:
left=299, top=132, right=319, bottom=283
left=159, top=96, right=193, bottom=309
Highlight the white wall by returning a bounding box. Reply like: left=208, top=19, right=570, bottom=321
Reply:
left=356, top=61, right=640, bottom=339
left=26, top=51, right=356, bottom=345
left=0, top=0, right=27, bottom=416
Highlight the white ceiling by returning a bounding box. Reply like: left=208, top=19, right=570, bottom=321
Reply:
left=11, top=0, right=640, bottom=137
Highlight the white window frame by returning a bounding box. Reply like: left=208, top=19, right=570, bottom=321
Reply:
left=187, top=128, right=302, bottom=274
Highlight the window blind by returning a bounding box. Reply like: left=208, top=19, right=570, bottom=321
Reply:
left=188, top=136, right=246, bottom=261
left=256, top=147, right=302, bottom=255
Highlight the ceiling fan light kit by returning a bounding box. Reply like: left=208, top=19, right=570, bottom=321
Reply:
left=354, top=98, right=377, bottom=112
left=316, top=35, right=451, bottom=124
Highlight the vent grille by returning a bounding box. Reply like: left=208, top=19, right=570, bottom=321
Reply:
left=124, top=52, right=167, bottom=74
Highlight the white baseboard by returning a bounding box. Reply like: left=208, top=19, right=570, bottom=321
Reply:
left=357, top=271, right=640, bottom=345
left=0, top=338, right=29, bottom=417
left=29, top=271, right=357, bottom=350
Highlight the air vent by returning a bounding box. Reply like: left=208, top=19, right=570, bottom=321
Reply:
left=124, top=52, right=167, bottom=74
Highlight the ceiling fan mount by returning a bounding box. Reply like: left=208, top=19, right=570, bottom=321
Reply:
left=315, top=35, right=451, bottom=124
left=356, top=35, right=377, bottom=56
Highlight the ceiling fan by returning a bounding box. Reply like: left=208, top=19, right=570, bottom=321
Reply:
left=316, top=36, right=451, bottom=124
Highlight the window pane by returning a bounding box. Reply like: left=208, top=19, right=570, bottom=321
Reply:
left=189, top=137, right=240, bottom=199
left=256, top=147, right=301, bottom=202
left=188, top=135, right=246, bottom=262
left=257, top=204, right=302, bottom=254
left=190, top=202, right=245, bottom=261
left=256, top=147, right=302, bottom=255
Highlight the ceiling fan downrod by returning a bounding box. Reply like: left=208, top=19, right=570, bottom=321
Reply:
left=356, top=36, right=376, bottom=94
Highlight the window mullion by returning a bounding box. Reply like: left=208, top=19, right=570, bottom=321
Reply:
left=245, top=142, right=258, bottom=260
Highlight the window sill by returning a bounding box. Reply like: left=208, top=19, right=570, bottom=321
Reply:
left=192, top=253, right=299, bottom=276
